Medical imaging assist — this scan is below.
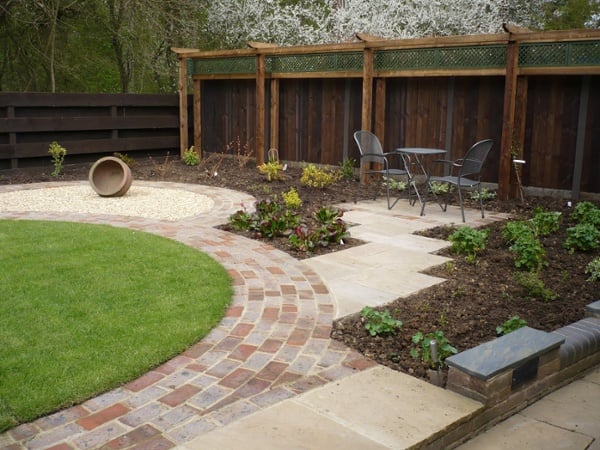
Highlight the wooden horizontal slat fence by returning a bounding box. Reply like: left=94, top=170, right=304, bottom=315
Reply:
left=175, top=29, right=600, bottom=198
left=0, top=93, right=185, bottom=169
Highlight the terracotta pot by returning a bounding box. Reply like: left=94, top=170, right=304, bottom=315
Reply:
left=88, top=156, right=132, bottom=197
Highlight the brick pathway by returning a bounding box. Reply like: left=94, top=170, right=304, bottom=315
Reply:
left=0, top=182, right=375, bottom=450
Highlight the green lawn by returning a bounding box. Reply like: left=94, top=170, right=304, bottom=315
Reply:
left=0, top=220, right=232, bottom=432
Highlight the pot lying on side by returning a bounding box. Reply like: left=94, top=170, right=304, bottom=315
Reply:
left=88, top=156, right=132, bottom=197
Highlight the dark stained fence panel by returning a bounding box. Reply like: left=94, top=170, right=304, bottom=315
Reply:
left=0, top=93, right=184, bottom=170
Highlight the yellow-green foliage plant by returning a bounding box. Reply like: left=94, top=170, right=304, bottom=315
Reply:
left=48, top=141, right=67, bottom=177
left=282, top=187, right=302, bottom=209
left=300, top=163, right=341, bottom=189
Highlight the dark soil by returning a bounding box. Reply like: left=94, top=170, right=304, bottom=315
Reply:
left=2, top=154, right=599, bottom=385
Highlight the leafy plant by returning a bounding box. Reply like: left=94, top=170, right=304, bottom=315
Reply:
left=564, top=223, right=600, bottom=253
left=531, top=209, right=562, bottom=236
left=289, top=225, right=318, bottom=252
left=410, top=330, right=457, bottom=369
left=228, top=204, right=254, bottom=231
left=300, top=163, right=341, bottom=188
left=48, top=141, right=67, bottom=177
left=282, top=187, right=302, bottom=209
left=585, top=257, right=600, bottom=282
left=383, top=176, right=408, bottom=192
left=429, top=181, right=451, bottom=195
left=257, top=160, right=284, bottom=181
left=469, top=188, right=497, bottom=201
left=570, top=201, right=600, bottom=227
left=228, top=198, right=299, bottom=239
left=114, top=152, right=135, bottom=167
left=182, top=146, right=200, bottom=166
left=509, top=233, right=547, bottom=272
left=339, top=157, right=356, bottom=180
left=496, top=316, right=528, bottom=335
left=503, top=220, right=534, bottom=243
left=448, top=226, right=489, bottom=263
left=515, top=271, right=558, bottom=301
left=360, top=307, right=403, bottom=336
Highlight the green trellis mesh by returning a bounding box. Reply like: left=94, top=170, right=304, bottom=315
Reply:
left=375, top=45, right=506, bottom=71
left=266, top=52, right=363, bottom=73
left=186, top=42, right=598, bottom=76
left=189, top=57, right=256, bottom=75
left=519, top=40, right=600, bottom=67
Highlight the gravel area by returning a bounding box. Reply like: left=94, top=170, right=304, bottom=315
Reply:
left=0, top=184, right=215, bottom=221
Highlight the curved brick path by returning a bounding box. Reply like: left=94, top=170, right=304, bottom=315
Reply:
left=0, top=181, right=374, bottom=450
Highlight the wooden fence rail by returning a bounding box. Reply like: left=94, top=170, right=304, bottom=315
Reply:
left=0, top=93, right=184, bottom=169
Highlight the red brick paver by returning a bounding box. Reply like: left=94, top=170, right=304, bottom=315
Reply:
left=0, top=181, right=372, bottom=449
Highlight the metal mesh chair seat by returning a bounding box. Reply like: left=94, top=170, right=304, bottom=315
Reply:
left=428, top=139, right=494, bottom=222
left=353, top=130, right=417, bottom=210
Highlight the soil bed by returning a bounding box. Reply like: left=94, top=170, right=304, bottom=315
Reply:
left=2, top=155, right=599, bottom=385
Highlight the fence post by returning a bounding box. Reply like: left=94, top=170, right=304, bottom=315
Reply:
left=256, top=51, right=266, bottom=165
left=177, top=55, right=189, bottom=159
left=498, top=36, right=519, bottom=200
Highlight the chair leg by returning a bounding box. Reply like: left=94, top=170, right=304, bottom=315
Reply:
left=478, top=184, right=485, bottom=218
left=458, top=187, right=466, bottom=223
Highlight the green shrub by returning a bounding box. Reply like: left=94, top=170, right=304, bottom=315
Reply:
left=503, top=220, right=534, bottom=243
left=383, top=176, right=408, bottom=191
left=360, top=307, right=403, bottom=336
left=496, top=316, right=528, bottom=335
left=571, top=201, right=600, bottom=227
left=448, top=226, right=489, bottom=263
left=114, top=152, right=135, bottom=167
left=510, top=233, right=547, bottom=272
left=300, top=164, right=341, bottom=188
left=469, top=188, right=497, bottom=201
left=585, top=257, right=600, bottom=282
left=228, top=198, right=299, bottom=239
left=257, top=160, right=284, bottom=181
left=410, top=330, right=457, bottom=369
left=564, top=223, right=600, bottom=253
left=48, top=141, right=67, bottom=177
left=339, top=157, right=356, bottom=180
left=531, top=210, right=562, bottom=236
left=289, top=207, right=349, bottom=252
left=182, top=146, right=200, bottom=166
left=515, top=271, right=558, bottom=301
left=282, top=187, right=302, bottom=209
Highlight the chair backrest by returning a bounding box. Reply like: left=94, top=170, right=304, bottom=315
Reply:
left=353, top=130, right=385, bottom=164
left=459, top=139, right=494, bottom=178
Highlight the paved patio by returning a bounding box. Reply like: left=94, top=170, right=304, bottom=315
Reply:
left=0, top=181, right=597, bottom=450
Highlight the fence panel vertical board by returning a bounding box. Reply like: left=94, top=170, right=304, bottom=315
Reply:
left=450, top=77, right=505, bottom=181
left=582, top=77, right=600, bottom=193
left=383, top=79, right=407, bottom=150
left=404, top=78, right=448, bottom=150
left=201, top=80, right=256, bottom=154
left=524, top=76, right=582, bottom=191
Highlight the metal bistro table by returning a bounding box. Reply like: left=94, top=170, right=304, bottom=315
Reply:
left=396, top=147, right=446, bottom=216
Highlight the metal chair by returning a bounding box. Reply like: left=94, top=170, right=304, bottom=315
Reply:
left=428, top=139, right=494, bottom=222
left=353, top=130, right=416, bottom=209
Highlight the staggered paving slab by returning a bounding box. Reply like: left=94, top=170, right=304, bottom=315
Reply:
left=1, top=181, right=598, bottom=450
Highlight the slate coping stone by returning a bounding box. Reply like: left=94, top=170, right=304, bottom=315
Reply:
left=585, top=300, right=600, bottom=317
left=446, top=327, right=565, bottom=381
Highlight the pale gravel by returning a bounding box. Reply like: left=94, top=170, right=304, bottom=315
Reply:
left=0, top=184, right=215, bottom=221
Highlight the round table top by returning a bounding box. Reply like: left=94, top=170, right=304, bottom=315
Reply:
left=395, top=147, right=447, bottom=155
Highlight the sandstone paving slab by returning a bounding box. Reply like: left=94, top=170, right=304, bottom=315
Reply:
left=456, top=414, right=594, bottom=450
left=519, top=377, right=600, bottom=439
left=294, top=365, right=483, bottom=449
left=177, top=400, right=389, bottom=450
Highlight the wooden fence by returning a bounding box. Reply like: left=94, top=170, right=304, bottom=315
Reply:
left=174, top=29, right=600, bottom=199
left=0, top=93, right=184, bottom=170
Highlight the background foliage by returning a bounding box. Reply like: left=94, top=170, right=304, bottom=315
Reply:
left=1, top=0, right=598, bottom=93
